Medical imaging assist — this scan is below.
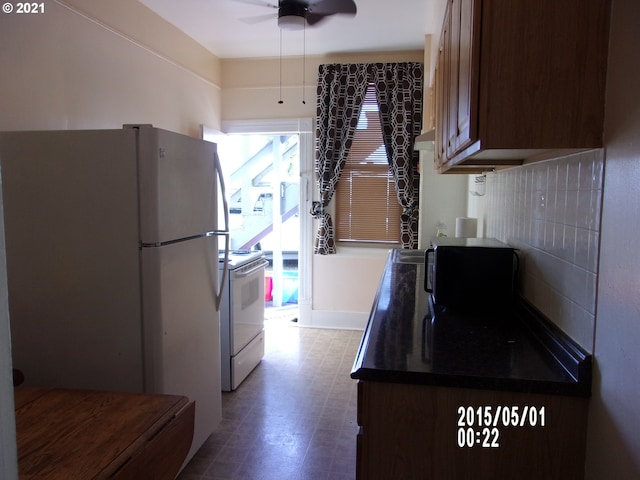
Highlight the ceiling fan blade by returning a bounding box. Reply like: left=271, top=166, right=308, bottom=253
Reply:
left=305, top=13, right=330, bottom=26
left=233, top=0, right=277, bottom=9
left=308, top=0, right=357, bottom=15
left=239, top=12, right=279, bottom=24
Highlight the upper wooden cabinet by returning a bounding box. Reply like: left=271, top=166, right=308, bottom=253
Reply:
left=434, top=0, right=611, bottom=173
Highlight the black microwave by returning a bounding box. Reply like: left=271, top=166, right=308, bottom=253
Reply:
left=425, top=237, right=519, bottom=313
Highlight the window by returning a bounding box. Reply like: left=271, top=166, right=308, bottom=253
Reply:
left=335, top=84, right=402, bottom=244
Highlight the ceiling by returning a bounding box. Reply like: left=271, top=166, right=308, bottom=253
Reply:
left=138, top=0, right=447, bottom=59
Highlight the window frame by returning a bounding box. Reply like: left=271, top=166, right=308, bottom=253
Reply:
left=335, top=83, right=402, bottom=245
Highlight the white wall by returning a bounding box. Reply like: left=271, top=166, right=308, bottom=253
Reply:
left=310, top=247, right=389, bottom=329
left=585, top=0, right=640, bottom=476
left=418, top=153, right=468, bottom=245
left=0, top=0, right=222, bottom=135
left=221, top=51, right=423, bottom=121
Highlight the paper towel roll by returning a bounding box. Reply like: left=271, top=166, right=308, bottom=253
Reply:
left=455, top=217, right=478, bottom=238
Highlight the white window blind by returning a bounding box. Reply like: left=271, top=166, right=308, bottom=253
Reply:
left=336, top=84, right=402, bottom=244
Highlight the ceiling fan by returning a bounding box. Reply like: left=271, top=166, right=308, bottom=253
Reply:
left=236, top=0, right=357, bottom=30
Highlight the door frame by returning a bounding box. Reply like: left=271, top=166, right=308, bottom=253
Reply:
left=218, top=118, right=313, bottom=325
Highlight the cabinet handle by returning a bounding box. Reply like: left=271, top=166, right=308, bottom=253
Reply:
left=425, top=248, right=434, bottom=293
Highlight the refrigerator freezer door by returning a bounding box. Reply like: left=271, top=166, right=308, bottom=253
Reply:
left=136, top=127, right=219, bottom=244
left=140, top=234, right=221, bottom=461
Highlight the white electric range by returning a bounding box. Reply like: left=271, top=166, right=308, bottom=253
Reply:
left=218, top=250, right=269, bottom=391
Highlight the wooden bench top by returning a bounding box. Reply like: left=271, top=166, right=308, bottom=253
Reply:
left=15, top=387, right=194, bottom=480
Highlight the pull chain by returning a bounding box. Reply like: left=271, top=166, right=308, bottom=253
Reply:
left=278, top=29, right=284, bottom=104
left=302, top=21, right=306, bottom=105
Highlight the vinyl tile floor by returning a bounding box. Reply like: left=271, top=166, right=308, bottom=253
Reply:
left=177, top=311, right=363, bottom=480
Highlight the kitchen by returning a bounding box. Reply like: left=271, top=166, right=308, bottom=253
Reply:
left=1, top=0, right=639, bottom=479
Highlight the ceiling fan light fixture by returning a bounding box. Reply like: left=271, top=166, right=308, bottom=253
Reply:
left=278, top=2, right=307, bottom=30
left=278, top=14, right=305, bottom=30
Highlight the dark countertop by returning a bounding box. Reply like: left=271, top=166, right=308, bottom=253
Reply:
left=351, top=249, right=592, bottom=397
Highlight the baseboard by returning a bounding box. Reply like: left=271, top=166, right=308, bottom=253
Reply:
left=299, top=309, right=367, bottom=330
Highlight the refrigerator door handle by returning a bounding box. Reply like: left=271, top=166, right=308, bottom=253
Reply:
left=214, top=150, right=230, bottom=234
left=214, top=150, right=230, bottom=311
left=216, top=232, right=230, bottom=311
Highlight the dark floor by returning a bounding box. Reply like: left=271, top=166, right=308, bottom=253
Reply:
left=177, top=311, right=363, bottom=480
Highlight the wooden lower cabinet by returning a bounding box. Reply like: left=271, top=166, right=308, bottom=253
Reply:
left=356, top=381, right=588, bottom=480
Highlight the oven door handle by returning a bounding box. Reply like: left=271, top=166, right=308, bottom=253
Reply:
left=233, top=259, right=270, bottom=279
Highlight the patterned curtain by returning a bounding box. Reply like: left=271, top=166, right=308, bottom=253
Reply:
left=312, top=62, right=423, bottom=253
left=312, top=63, right=368, bottom=254
left=373, top=62, right=424, bottom=249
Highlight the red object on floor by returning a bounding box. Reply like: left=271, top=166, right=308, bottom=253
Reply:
left=265, top=275, right=273, bottom=301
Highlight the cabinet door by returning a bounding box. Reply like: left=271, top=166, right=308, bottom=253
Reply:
left=455, top=0, right=478, bottom=153
left=434, top=41, right=446, bottom=167
left=445, top=0, right=460, bottom=159
left=436, top=0, right=609, bottom=173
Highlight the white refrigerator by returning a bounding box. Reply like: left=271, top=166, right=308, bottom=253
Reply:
left=0, top=125, right=229, bottom=465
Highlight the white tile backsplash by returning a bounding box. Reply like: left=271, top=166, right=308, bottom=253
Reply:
left=484, top=149, right=604, bottom=352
